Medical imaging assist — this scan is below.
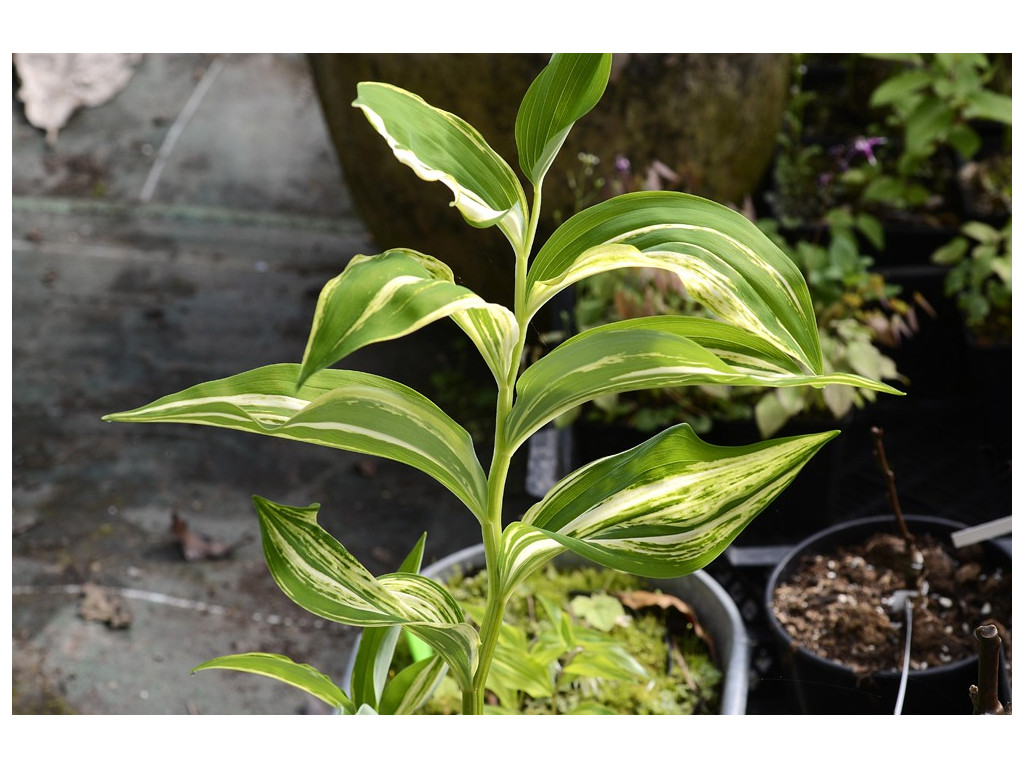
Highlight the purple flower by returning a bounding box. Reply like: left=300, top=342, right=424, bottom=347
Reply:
left=851, top=136, right=886, bottom=166
left=614, top=155, right=631, bottom=175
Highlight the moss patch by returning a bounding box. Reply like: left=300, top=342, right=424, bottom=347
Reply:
left=406, top=563, right=722, bottom=714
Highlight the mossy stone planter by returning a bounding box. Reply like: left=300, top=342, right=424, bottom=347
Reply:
left=309, top=53, right=790, bottom=306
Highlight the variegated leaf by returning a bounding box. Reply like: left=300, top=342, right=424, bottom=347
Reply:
left=192, top=652, right=355, bottom=713
left=497, top=425, right=838, bottom=584
left=525, top=191, right=822, bottom=372
left=505, top=317, right=902, bottom=450
left=491, top=526, right=565, bottom=604
left=354, top=82, right=529, bottom=255
left=297, top=250, right=518, bottom=388
left=350, top=533, right=427, bottom=711
left=103, top=364, right=487, bottom=519
left=515, top=53, right=612, bottom=187
left=378, top=655, right=448, bottom=715
left=253, top=496, right=478, bottom=691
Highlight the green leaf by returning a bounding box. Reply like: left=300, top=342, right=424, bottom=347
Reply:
left=526, top=191, right=823, bottom=373
left=505, top=316, right=902, bottom=449
left=854, top=213, right=885, bottom=251
left=869, top=69, right=932, bottom=108
left=104, top=364, right=488, bottom=520
left=903, top=96, right=954, bottom=159
left=353, top=81, right=529, bottom=254
left=378, top=655, right=448, bottom=715
left=946, top=123, right=981, bottom=160
left=961, top=221, right=1001, bottom=244
left=570, top=594, right=625, bottom=632
left=563, top=641, right=648, bottom=683
left=515, top=53, right=612, bottom=187
left=498, top=424, right=839, bottom=583
left=964, top=89, right=1012, bottom=124
left=754, top=391, right=791, bottom=438
left=565, top=702, right=619, bottom=714
left=350, top=533, right=428, bottom=710
left=932, top=236, right=969, bottom=266
left=822, top=382, right=856, bottom=420
left=297, top=249, right=518, bottom=388
left=487, top=641, right=556, bottom=705
left=251, top=496, right=479, bottom=691
left=991, top=255, right=1012, bottom=284
left=862, top=175, right=910, bottom=206
left=192, top=652, right=355, bottom=713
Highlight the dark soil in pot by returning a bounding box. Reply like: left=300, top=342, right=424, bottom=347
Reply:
left=765, top=515, right=1011, bottom=714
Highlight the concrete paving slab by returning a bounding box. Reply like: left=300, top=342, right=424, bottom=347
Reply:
left=13, top=53, right=354, bottom=216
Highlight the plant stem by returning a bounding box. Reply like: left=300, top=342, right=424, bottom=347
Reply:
left=870, top=426, right=914, bottom=546
left=465, top=445, right=512, bottom=714
left=972, top=624, right=1005, bottom=714
left=464, top=185, right=544, bottom=714
left=870, top=426, right=924, bottom=600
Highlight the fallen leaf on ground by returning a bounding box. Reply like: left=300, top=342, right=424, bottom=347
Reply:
left=79, top=583, right=132, bottom=629
left=14, top=53, right=142, bottom=144
left=171, top=512, right=239, bottom=561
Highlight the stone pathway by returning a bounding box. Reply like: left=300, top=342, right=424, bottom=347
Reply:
left=11, top=53, right=490, bottom=715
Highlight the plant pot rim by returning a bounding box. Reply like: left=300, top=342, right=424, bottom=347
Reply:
left=764, top=514, right=1002, bottom=681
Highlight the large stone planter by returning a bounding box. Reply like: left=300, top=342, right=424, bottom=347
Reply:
left=309, top=53, right=790, bottom=306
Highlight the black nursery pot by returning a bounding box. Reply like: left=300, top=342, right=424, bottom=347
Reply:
left=764, top=515, right=1012, bottom=715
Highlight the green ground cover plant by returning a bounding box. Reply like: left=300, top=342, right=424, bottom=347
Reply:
left=105, top=54, right=900, bottom=715
left=407, top=563, right=723, bottom=715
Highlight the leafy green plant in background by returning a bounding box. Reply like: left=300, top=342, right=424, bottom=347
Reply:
left=865, top=53, right=1012, bottom=189
left=932, top=218, right=1012, bottom=345
left=751, top=211, right=919, bottom=436
left=104, top=54, right=900, bottom=715
left=769, top=52, right=1011, bottom=224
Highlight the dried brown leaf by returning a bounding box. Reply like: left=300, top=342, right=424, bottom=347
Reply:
left=170, top=512, right=237, bottom=561
left=79, top=583, right=132, bottom=629
left=616, top=589, right=712, bottom=650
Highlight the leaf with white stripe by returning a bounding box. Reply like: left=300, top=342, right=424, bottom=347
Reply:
left=354, top=82, right=529, bottom=254
left=497, top=425, right=838, bottom=584
left=253, top=496, right=478, bottom=691
left=192, top=652, right=356, bottom=713
left=525, top=191, right=822, bottom=372
left=297, top=249, right=517, bottom=388
left=350, top=533, right=427, bottom=711
left=378, top=655, right=448, bottom=715
left=515, top=53, right=611, bottom=187
left=505, top=317, right=902, bottom=450
left=103, top=364, right=487, bottom=519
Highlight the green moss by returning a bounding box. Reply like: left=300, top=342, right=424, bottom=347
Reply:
left=406, top=564, right=722, bottom=715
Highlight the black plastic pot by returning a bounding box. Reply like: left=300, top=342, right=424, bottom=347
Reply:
left=764, top=515, right=1012, bottom=715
